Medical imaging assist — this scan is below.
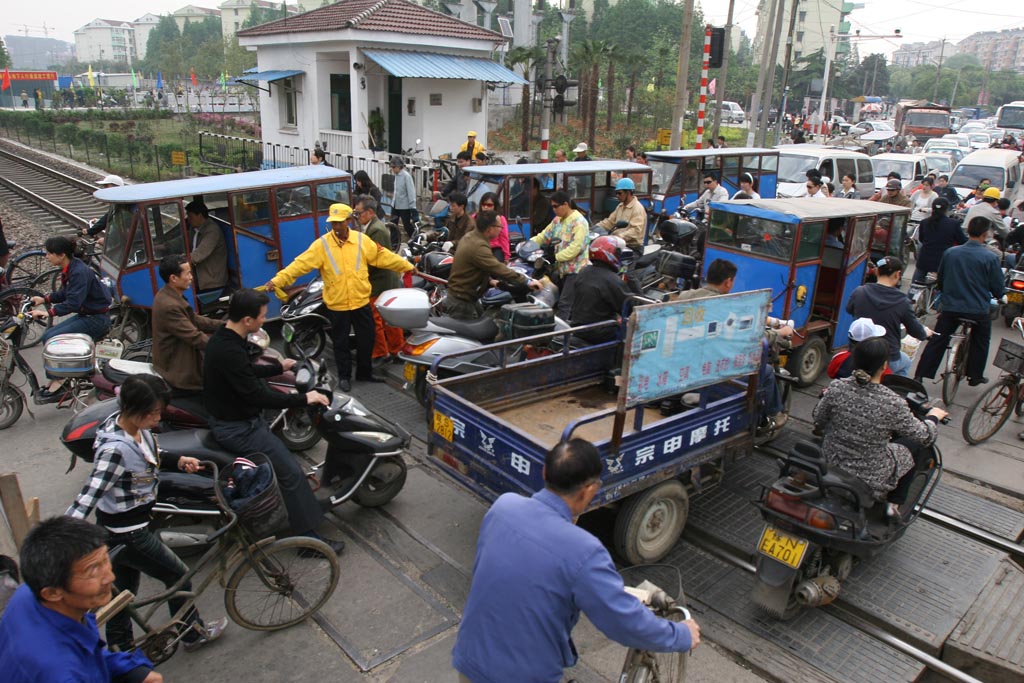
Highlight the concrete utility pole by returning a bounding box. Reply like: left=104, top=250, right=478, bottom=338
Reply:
left=710, top=0, right=736, bottom=143
left=559, top=11, right=576, bottom=66
left=774, top=0, right=800, bottom=143
left=817, top=25, right=836, bottom=138
left=756, top=0, right=787, bottom=146
left=932, top=38, right=945, bottom=102
left=747, top=0, right=779, bottom=147
left=540, top=37, right=558, bottom=162
left=669, top=0, right=696, bottom=149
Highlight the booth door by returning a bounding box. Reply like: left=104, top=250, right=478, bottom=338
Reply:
left=228, top=189, right=283, bottom=317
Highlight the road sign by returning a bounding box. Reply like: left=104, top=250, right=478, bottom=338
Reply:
left=170, top=151, right=187, bottom=165
left=657, top=128, right=672, bottom=146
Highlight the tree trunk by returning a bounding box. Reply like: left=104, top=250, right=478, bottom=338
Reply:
left=520, top=83, right=531, bottom=151
left=626, top=70, right=637, bottom=126
left=580, top=70, right=591, bottom=129
left=605, top=60, right=616, bottom=131
left=588, top=63, right=599, bottom=148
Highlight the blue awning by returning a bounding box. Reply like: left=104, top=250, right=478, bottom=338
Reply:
left=362, top=49, right=527, bottom=85
left=233, top=69, right=304, bottom=84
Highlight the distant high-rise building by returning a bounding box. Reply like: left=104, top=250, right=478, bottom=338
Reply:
left=132, top=14, right=162, bottom=60
left=3, top=34, right=73, bottom=69
left=171, top=5, right=223, bottom=33
left=73, top=19, right=136, bottom=65
left=955, top=28, right=1024, bottom=73
left=752, top=0, right=860, bottom=69
left=219, top=0, right=304, bottom=38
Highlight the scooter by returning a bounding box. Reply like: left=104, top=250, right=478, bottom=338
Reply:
left=751, top=376, right=947, bottom=619
left=61, top=358, right=410, bottom=549
left=279, top=275, right=330, bottom=359
left=85, top=330, right=321, bottom=452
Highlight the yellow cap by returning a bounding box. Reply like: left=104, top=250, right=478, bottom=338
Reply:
left=983, top=186, right=1001, bottom=200
left=467, top=130, right=478, bottom=137
left=327, top=203, right=353, bottom=222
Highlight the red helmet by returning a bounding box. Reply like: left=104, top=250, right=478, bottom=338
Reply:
left=589, top=235, right=627, bottom=271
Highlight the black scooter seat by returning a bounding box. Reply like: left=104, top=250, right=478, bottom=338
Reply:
left=789, top=441, right=877, bottom=509
left=102, top=358, right=157, bottom=384
left=433, top=316, right=498, bottom=341
left=155, top=430, right=235, bottom=469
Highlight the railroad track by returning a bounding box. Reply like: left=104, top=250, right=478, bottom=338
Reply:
left=0, top=146, right=100, bottom=234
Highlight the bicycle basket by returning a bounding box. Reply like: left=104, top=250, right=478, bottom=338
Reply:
left=994, top=338, right=1024, bottom=375
left=218, top=452, right=289, bottom=539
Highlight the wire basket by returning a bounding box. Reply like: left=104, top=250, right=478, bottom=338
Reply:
left=993, top=338, right=1024, bottom=375
left=218, top=452, right=289, bottom=539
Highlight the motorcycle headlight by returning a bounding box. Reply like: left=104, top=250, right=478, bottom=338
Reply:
left=308, top=279, right=324, bottom=295
left=247, top=328, right=270, bottom=349
left=351, top=431, right=394, bottom=443
left=299, top=303, right=321, bottom=316
left=341, top=398, right=369, bottom=417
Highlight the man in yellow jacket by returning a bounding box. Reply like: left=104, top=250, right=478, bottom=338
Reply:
left=267, top=203, right=413, bottom=392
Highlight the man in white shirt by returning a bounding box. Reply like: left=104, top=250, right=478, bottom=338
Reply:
left=683, top=173, right=729, bottom=214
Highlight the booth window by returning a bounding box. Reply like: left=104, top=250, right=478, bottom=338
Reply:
left=279, top=77, right=297, bottom=128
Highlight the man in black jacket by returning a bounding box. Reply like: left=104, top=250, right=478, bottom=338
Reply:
left=202, top=289, right=342, bottom=553
left=570, top=236, right=638, bottom=344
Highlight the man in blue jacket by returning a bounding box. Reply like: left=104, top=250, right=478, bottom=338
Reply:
left=452, top=439, right=700, bottom=683
left=0, top=516, right=160, bottom=683
left=915, top=216, right=1006, bottom=385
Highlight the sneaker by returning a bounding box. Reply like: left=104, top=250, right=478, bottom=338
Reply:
left=36, top=387, right=68, bottom=405
left=356, top=373, right=387, bottom=383
left=968, top=376, right=990, bottom=387
left=183, top=617, right=228, bottom=653
left=299, top=533, right=345, bottom=557
left=338, top=378, right=351, bottom=392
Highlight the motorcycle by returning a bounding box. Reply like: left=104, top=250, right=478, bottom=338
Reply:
left=634, top=218, right=701, bottom=300
left=1001, top=266, right=1024, bottom=326
left=279, top=276, right=330, bottom=359
left=61, top=358, right=410, bottom=549
left=751, top=376, right=947, bottom=619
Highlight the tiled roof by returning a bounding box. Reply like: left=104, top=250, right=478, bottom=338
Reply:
left=237, top=0, right=501, bottom=43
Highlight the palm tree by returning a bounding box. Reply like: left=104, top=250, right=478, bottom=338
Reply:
left=572, top=40, right=603, bottom=138
left=587, top=41, right=610, bottom=148
left=621, top=50, right=645, bottom=128
left=605, top=43, right=619, bottom=131
left=507, top=46, right=541, bottom=151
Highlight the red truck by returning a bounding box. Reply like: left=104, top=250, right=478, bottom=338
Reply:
left=894, top=100, right=952, bottom=144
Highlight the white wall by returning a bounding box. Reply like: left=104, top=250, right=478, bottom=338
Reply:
left=401, top=78, right=488, bottom=157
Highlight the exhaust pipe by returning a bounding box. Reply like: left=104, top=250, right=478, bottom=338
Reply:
left=795, top=575, right=841, bottom=607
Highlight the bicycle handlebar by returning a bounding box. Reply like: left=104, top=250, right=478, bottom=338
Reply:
left=202, top=460, right=241, bottom=544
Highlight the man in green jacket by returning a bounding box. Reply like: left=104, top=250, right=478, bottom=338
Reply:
left=446, top=212, right=541, bottom=320
left=355, top=196, right=405, bottom=362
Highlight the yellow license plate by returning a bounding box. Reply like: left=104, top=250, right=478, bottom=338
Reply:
left=433, top=410, right=454, bottom=442
left=1007, top=291, right=1024, bottom=304
left=403, top=362, right=418, bottom=382
left=757, top=525, right=808, bottom=569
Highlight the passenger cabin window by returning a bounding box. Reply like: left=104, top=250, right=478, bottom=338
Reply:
left=565, top=174, right=592, bottom=201
left=148, top=203, right=185, bottom=261
left=835, top=159, right=856, bottom=185
left=888, top=215, right=907, bottom=257
left=276, top=185, right=312, bottom=217
left=314, top=182, right=350, bottom=212
left=850, top=216, right=873, bottom=257
left=797, top=221, right=825, bottom=260
left=857, top=159, right=874, bottom=185
left=102, top=205, right=137, bottom=265
left=682, top=160, right=701, bottom=194
left=709, top=212, right=794, bottom=259
left=233, top=190, right=270, bottom=225
left=722, top=156, right=740, bottom=184
left=819, top=160, right=836, bottom=181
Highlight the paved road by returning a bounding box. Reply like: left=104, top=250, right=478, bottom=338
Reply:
left=2, top=344, right=764, bottom=682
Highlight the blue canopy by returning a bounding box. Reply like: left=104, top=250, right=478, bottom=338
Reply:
left=233, top=69, right=304, bottom=84
left=363, top=49, right=528, bottom=85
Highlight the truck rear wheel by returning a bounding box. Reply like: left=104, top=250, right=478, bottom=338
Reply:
left=786, top=336, right=827, bottom=387
left=613, top=480, right=689, bottom=565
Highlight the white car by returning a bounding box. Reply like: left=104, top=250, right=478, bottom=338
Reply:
left=849, top=120, right=895, bottom=137
left=967, top=133, right=991, bottom=150
left=959, top=120, right=987, bottom=134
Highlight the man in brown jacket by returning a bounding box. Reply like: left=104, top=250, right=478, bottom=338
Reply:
left=445, top=211, right=541, bottom=320
left=185, top=200, right=229, bottom=301
left=152, top=254, right=223, bottom=393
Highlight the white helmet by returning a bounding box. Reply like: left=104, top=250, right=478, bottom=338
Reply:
left=96, top=175, right=125, bottom=187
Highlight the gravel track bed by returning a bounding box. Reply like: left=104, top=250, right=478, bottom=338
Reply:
left=0, top=137, right=118, bottom=248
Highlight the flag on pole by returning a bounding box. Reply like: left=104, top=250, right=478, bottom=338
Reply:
left=87, top=65, right=95, bottom=87
left=156, top=71, right=164, bottom=90
left=131, top=69, right=138, bottom=88
left=220, top=71, right=226, bottom=90
left=708, top=78, right=716, bottom=96
left=190, top=68, right=198, bottom=87
left=1, top=68, right=10, bottom=92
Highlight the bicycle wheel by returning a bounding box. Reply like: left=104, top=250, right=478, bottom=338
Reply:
left=942, top=338, right=965, bottom=406
left=1015, top=383, right=1024, bottom=417
left=31, top=268, right=61, bottom=295
left=0, top=287, right=49, bottom=349
left=224, top=537, right=339, bottom=631
left=962, top=378, right=1018, bottom=444
left=5, top=250, right=48, bottom=288
left=618, top=616, right=687, bottom=682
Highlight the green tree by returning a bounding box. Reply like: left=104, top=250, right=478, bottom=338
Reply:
left=507, top=46, right=541, bottom=150
left=0, top=39, right=10, bottom=69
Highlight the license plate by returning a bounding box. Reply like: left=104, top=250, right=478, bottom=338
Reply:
left=1008, top=291, right=1024, bottom=304
left=403, top=362, right=418, bottom=382
left=433, top=410, right=454, bottom=442
left=757, top=525, right=808, bottom=569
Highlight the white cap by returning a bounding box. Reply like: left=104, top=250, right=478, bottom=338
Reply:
left=848, top=317, right=886, bottom=342
left=97, top=175, right=125, bottom=187
left=573, top=142, right=588, bottom=153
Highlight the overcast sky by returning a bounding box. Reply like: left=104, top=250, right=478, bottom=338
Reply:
left=4, top=0, right=1024, bottom=60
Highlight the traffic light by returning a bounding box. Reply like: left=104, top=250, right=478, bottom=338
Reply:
left=709, top=27, right=725, bottom=69
left=553, top=74, right=578, bottom=111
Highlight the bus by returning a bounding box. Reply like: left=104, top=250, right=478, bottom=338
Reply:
left=996, top=101, right=1024, bottom=131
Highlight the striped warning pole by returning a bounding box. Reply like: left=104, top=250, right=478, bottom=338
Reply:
left=695, top=24, right=712, bottom=150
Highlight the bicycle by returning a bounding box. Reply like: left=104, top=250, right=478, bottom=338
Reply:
left=908, top=272, right=938, bottom=320
left=618, top=566, right=691, bottom=683
left=940, top=317, right=978, bottom=405
left=962, top=320, right=1024, bottom=444
left=99, top=460, right=340, bottom=664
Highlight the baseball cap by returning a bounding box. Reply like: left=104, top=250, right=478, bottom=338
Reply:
left=96, top=174, right=125, bottom=187
left=467, top=130, right=478, bottom=137
left=885, top=179, right=902, bottom=190
left=848, top=317, right=886, bottom=342
left=573, top=142, right=588, bottom=153
left=326, top=203, right=353, bottom=222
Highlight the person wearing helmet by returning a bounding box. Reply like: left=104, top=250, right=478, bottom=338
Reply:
left=569, top=236, right=640, bottom=344
left=86, top=175, right=128, bottom=238
left=964, top=186, right=1005, bottom=240
left=913, top=196, right=966, bottom=284
left=594, top=178, right=647, bottom=250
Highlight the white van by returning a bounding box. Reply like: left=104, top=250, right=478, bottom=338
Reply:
left=871, top=153, right=931, bottom=192
left=776, top=145, right=875, bottom=198
left=719, top=101, right=745, bottom=124
left=948, top=148, right=1024, bottom=207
